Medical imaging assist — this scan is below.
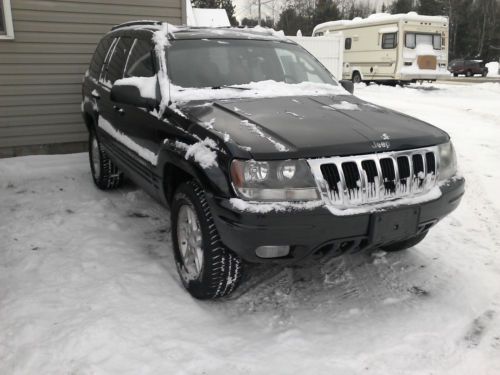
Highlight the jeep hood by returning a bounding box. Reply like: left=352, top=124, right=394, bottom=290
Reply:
left=181, top=95, right=449, bottom=159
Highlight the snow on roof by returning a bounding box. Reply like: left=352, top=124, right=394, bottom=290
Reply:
left=190, top=8, right=231, bottom=27
left=313, top=12, right=448, bottom=34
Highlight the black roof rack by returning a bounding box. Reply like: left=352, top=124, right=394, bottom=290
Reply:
left=111, top=20, right=162, bottom=31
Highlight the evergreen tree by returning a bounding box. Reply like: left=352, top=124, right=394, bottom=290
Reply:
left=241, top=16, right=274, bottom=28
left=313, top=0, right=340, bottom=27
left=418, top=0, right=446, bottom=15
left=276, top=7, right=313, bottom=36
left=389, top=0, right=417, bottom=13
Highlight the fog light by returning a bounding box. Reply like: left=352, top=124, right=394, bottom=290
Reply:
left=255, top=245, right=290, bottom=259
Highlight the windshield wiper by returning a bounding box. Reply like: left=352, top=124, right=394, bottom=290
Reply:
left=211, top=85, right=251, bottom=90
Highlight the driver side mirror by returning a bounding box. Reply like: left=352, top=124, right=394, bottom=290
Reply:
left=340, top=80, right=354, bottom=94
left=110, top=84, right=158, bottom=110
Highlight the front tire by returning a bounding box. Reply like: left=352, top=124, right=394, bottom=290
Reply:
left=89, top=129, right=123, bottom=190
left=466, top=70, right=473, bottom=77
left=380, top=232, right=428, bottom=252
left=171, top=181, right=242, bottom=299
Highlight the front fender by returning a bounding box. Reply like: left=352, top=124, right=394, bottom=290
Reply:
left=156, top=141, right=233, bottom=205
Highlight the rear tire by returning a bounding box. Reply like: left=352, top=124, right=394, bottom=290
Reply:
left=466, top=70, right=473, bottom=77
left=352, top=72, right=362, bottom=84
left=380, top=232, right=428, bottom=252
left=89, top=129, right=123, bottom=190
left=171, top=181, right=242, bottom=299
left=453, top=73, right=458, bottom=77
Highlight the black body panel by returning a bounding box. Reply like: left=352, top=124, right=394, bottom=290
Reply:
left=208, top=178, right=465, bottom=263
left=181, top=95, right=449, bottom=160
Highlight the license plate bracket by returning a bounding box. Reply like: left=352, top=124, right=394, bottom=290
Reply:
left=370, top=207, right=420, bottom=244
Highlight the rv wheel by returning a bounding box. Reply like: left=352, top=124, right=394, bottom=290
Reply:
left=352, top=72, right=362, bottom=84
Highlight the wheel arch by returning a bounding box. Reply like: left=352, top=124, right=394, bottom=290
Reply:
left=351, top=69, right=363, bottom=82
left=158, top=147, right=232, bottom=207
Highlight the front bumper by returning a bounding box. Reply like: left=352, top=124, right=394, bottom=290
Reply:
left=208, top=177, right=465, bottom=264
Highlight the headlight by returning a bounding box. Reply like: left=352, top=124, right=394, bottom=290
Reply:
left=438, top=141, right=457, bottom=181
left=230, top=159, right=319, bottom=201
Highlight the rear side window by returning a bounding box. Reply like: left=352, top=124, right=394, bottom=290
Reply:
left=89, top=37, right=113, bottom=78
left=124, top=39, right=155, bottom=78
left=345, top=38, right=352, bottom=50
left=382, top=33, right=397, bottom=49
left=102, top=37, right=134, bottom=84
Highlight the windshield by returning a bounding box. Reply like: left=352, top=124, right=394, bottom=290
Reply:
left=166, top=39, right=337, bottom=88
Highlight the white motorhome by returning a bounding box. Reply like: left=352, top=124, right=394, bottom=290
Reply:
left=313, top=12, right=449, bottom=83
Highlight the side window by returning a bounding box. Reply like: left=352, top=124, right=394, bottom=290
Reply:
left=103, top=37, right=134, bottom=84
left=433, top=34, right=442, bottom=50
left=405, top=33, right=416, bottom=49
left=89, top=37, right=114, bottom=78
left=382, top=33, right=397, bottom=49
left=345, top=38, right=352, bottom=50
left=124, top=39, right=155, bottom=78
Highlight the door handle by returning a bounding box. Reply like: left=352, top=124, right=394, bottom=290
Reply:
left=113, top=105, right=125, bottom=115
left=91, top=90, right=100, bottom=99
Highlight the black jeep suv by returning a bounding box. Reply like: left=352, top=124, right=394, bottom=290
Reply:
left=82, top=21, right=465, bottom=299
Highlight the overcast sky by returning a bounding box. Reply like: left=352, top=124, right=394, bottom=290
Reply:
left=233, top=0, right=391, bottom=21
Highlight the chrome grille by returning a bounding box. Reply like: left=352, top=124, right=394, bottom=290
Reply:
left=308, top=146, right=439, bottom=208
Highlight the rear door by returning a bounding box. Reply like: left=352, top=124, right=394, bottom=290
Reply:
left=98, top=36, right=134, bottom=138
left=83, top=36, right=115, bottom=120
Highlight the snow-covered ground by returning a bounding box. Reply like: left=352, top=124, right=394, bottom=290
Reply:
left=1, top=82, right=500, bottom=374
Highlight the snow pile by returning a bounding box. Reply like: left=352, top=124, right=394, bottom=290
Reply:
left=114, top=76, right=157, bottom=99
left=152, top=23, right=173, bottom=116
left=240, top=119, right=288, bottom=152
left=325, top=101, right=360, bottom=111
left=251, top=25, right=286, bottom=39
left=486, top=61, right=499, bottom=77
left=98, top=117, right=158, bottom=165
left=230, top=198, right=324, bottom=213
left=175, top=138, right=218, bottom=169
left=171, top=80, right=349, bottom=103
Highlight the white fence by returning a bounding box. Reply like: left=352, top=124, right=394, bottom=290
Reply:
left=288, top=34, right=344, bottom=80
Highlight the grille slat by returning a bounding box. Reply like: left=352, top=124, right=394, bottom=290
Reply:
left=312, top=147, right=439, bottom=208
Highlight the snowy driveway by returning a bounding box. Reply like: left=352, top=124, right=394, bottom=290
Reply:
left=1, top=83, right=500, bottom=374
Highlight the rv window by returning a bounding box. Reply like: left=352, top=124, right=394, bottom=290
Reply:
left=433, top=34, right=442, bottom=50
left=405, top=33, right=416, bottom=49
left=345, top=38, right=352, bottom=50
left=315, top=32, right=324, bottom=37
left=344, top=38, right=352, bottom=49
left=382, top=33, right=397, bottom=49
